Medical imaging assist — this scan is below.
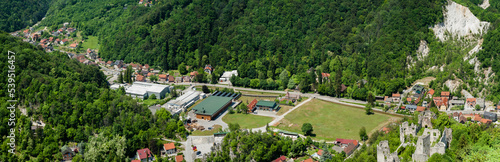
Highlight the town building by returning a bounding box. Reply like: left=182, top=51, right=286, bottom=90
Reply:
left=278, top=130, right=299, bottom=139
left=165, top=91, right=203, bottom=113
left=136, top=148, right=154, bottom=162
left=219, top=70, right=238, bottom=82
left=175, top=155, right=184, bottom=162
left=280, top=92, right=301, bottom=103
left=392, top=93, right=401, bottom=103
left=255, top=100, right=278, bottom=111
left=483, top=111, right=497, bottom=122
left=192, top=96, right=233, bottom=120
left=272, top=155, right=288, bottom=162
left=125, top=82, right=172, bottom=99
left=204, top=64, right=213, bottom=74
left=247, top=99, right=258, bottom=112
left=162, top=143, right=176, bottom=156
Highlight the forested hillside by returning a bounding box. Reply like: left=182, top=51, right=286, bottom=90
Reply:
left=0, top=0, right=52, bottom=32
left=38, top=0, right=445, bottom=96
left=0, top=32, right=187, bottom=161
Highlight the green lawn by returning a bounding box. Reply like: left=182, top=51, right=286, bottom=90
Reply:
left=222, top=113, right=274, bottom=129
left=81, top=36, right=99, bottom=49
left=277, top=99, right=397, bottom=141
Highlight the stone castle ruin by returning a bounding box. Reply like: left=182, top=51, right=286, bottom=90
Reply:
left=377, top=140, right=400, bottom=162
left=379, top=110, right=453, bottom=162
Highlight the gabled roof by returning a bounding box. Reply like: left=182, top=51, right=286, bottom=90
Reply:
left=467, top=98, right=476, bottom=103
left=321, top=73, right=330, bottom=78
left=256, top=100, right=277, bottom=108
left=136, top=75, right=145, bottom=81
left=164, top=143, right=175, bottom=150
left=159, top=74, right=167, bottom=79
left=416, top=106, right=426, bottom=112
left=175, top=155, right=184, bottom=162
left=137, top=148, right=152, bottom=160
left=343, top=142, right=357, bottom=155
left=407, top=98, right=412, bottom=102
left=190, top=71, right=199, bottom=76
left=441, top=91, right=450, bottom=96
left=336, top=138, right=358, bottom=146
left=317, top=149, right=323, bottom=156
left=248, top=99, right=258, bottom=111
left=302, top=158, right=315, bottom=162
left=168, top=75, right=175, bottom=81
left=392, top=93, right=400, bottom=98
left=428, top=89, right=435, bottom=96
left=272, top=155, right=287, bottom=162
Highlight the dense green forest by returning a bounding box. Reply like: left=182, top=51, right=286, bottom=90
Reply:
left=38, top=0, right=445, bottom=97
left=0, top=0, right=52, bottom=32
left=0, top=32, right=187, bottom=161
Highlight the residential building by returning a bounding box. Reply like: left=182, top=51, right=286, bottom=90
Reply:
left=416, top=106, right=426, bottom=112
left=321, top=73, right=330, bottom=82
left=441, top=91, right=450, bottom=99
left=255, top=100, right=278, bottom=111
left=412, top=85, right=425, bottom=94
left=136, top=75, right=146, bottom=82
left=247, top=99, right=258, bottom=112
left=466, top=98, right=477, bottom=110
left=311, top=149, right=323, bottom=159
left=168, top=75, right=175, bottom=83
left=433, top=97, right=449, bottom=111
left=204, top=64, right=213, bottom=74
left=175, top=155, right=184, bottom=162
left=219, top=70, right=238, bottom=82
left=162, top=143, right=176, bottom=156
left=159, top=74, right=167, bottom=81
left=125, top=82, right=172, bottom=99
left=406, top=104, right=417, bottom=111
left=272, top=155, right=288, bottom=162
left=136, top=148, right=154, bottom=162
left=392, top=93, right=401, bottom=103
left=61, top=146, right=75, bottom=161
left=190, top=71, right=199, bottom=79
left=192, top=96, right=233, bottom=120
left=280, top=92, right=301, bottom=103
left=483, top=111, right=497, bottom=122
left=449, top=99, right=465, bottom=108
left=427, top=89, right=435, bottom=98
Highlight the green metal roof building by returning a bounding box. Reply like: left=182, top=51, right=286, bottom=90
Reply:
left=192, top=96, right=233, bottom=120
left=256, top=100, right=278, bottom=111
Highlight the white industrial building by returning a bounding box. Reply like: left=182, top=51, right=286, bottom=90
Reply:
left=164, top=91, right=206, bottom=114
left=125, top=82, right=172, bottom=99
left=219, top=70, right=238, bottom=82
left=110, top=84, right=127, bottom=90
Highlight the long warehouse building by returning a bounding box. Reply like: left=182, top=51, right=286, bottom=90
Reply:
left=125, top=82, right=173, bottom=99
left=165, top=91, right=205, bottom=110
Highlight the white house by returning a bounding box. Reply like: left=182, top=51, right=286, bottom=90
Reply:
left=219, top=70, right=238, bottom=82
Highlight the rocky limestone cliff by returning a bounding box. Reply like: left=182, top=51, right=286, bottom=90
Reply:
left=432, top=1, right=490, bottom=41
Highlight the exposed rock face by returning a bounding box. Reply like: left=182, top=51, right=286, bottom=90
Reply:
left=417, top=40, right=430, bottom=61
left=432, top=1, right=490, bottom=41
left=479, top=0, right=490, bottom=9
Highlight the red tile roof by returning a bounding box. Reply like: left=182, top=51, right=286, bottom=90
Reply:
left=190, top=71, right=199, bottom=76
left=344, top=142, right=357, bottom=155
left=428, top=89, right=435, bottom=96
left=480, top=118, right=492, bottom=124
left=147, top=73, right=154, bottom=77
left=23, top=29, right=30, bottom=33
left=416, top=106, right=426, bottom=112
left=107, top=61, right=113, bottom=65
left=302, top=158, right=315, bottom=162
left=382, top=127, right=390, bottom=134
left=317, top=149, right=323, bottom=156
left=392, top=93, right=401, bottom=97
left=168, top=75, right=175, bottom=82
left=136, top=75, right=145, bottom=81
left=248, top=99, right=258, bottom=112
left=175, top=155, right=184, bottom=162
left=131, top=160, right=141, bottom=162
left=164, top=143, right=175, bottom=150
left=467, top=98, right=477, bottom=103
left=321, top=73, right=330, bottom=78
left=336, top=138, right=358, bottom=146
left=69, top=43, right=78, bottom=48
left=407, top=98, right=412, bottom=102
left=272, top=155, right=287, bottom=162
left=441, top=91, right=450, bottom=97
left=159, top=74, right=167, bottom=79
left=137, top=148, right=152, bottom=160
